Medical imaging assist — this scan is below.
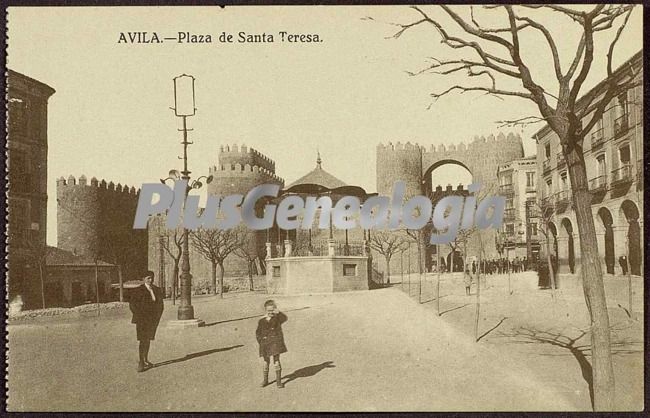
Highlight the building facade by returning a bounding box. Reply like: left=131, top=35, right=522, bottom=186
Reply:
left=534, top=51, right=643, bottom=277
left=496, top=156, right=540, bottom=262
left=7, top=70, right=55, bottom=309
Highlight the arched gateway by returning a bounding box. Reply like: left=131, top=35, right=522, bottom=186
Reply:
left=376, top=132, right=524, bottom=260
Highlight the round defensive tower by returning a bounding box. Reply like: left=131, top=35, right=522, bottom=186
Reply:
left=56, top=175, right=101, bottom=258
left=376, top=141, right=424, bottom=198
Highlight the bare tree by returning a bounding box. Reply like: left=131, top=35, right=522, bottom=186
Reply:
left=190, top=227, right=245, bottom=297
left=368, top=230, right=409, bottom=284
left=378, top=5, right=638, bottom=408
left=234, top=227, right=262, bottom=291
left=161, top=228, right=185, bottom=304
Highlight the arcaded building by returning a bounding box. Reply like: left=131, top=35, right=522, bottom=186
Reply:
left=7, top=70, right=55, bottom=309
left=535, top=51, right=643, bottom=277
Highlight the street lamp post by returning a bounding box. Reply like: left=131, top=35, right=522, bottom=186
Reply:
left=166, top=74, right=212, bottom=327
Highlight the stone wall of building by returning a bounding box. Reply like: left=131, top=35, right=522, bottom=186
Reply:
left=7, top=70, right=55, bottom=309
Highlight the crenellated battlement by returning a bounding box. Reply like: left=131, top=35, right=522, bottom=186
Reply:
left=208, top=163, right=284, bottom=185
left=218, top=143, right=276, bottom=173
left=377, top=132, right=522, bottom=156
left=56, top=175, right=140, bottom=196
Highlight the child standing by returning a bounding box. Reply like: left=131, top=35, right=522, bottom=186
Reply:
left=256, top=300, right=288, bottom=388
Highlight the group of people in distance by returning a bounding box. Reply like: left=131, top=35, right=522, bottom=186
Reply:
left=127, top=271, right=289, bottom=389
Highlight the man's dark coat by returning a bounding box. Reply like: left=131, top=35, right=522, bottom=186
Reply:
left=129, top=284, right=164, bottom=341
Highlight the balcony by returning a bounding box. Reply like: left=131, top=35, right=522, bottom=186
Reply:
left=610, top=164, right=633, bottom=188
left=554, top=190, right=571, bottom=213
left=591, top=128, right=605, bottom=149
left=637, top=161, right=643, bottom=191
left=589, top=175, right=607, bottom=192
left=499, top=183, right=514, bottom=196
left=540, top=196, right=554, bottom=215
left=613, top=114, right=629, bottom=138
left=504, top=207, right=516, bottom=222
left=556, top=152, right=566, bottom=168
left=542, top=159, right=552, bottom=174
left=526, top=205, right=540, bottom=219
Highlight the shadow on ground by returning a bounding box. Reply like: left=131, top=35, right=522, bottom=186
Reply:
left=203, top=306, right=311, bottom=327
left=153, top=344, right=244, bottom=368
left=282, top=361, right=336, bottom=386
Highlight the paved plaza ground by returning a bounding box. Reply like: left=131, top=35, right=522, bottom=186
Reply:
left=7, top=272, right=644, bottom=412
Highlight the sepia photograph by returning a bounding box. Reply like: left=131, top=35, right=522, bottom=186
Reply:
left=4, top=4, right=645, bottom=412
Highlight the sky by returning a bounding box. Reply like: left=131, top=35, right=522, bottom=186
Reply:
left=7, top=5, right=642, bottom=245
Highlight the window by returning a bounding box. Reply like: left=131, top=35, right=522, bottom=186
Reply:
left=619, top=144, right=631, bottom=165
left=272, top=266, right=281, bottom=277
left=545, top=143, right=551, bottom=159
left=526, top=172, right=535, bottom=188
left=545, top=178, right=552, bottom=196
left=8, top=97, right=27, bottom=135
left=506, top=198, right=514, bottom=209
left=506, top=224, right=515, bottom=235
left=616, top=91, right=628, bottom=117
left=343, top=264, right=357, bottom=277
left=527, top=223, right=538, bottom=236
left=560, top=172, right=568, bottom=190
left=596, top=154, right=607, bottom=176
left=8, top=198, right=30, bottom=246
left=8, top=149, right=31, bottom=194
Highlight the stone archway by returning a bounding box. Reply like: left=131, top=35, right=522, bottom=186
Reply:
left=547, top=221, right=559, bottom=273
left=560, top=218, right=575, bottom=274
left=598, top=207, right=615, bottom=274
left=424, top=159, right=474, bottom=196
left=620, top=200, right=641, bottom=276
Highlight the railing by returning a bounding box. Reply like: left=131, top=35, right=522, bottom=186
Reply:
left=504, top=207, right=516, bottom=221
left=556, top=152, right=566, bottom=168
left=613, top=114, right=629, bottom=137
left=540, top=196, right=554, bottom=214
left=291, top=239, right=365, bottom=257
left=542, top=159, right=552, bottom=173
left=611, top=164, right=633, bottom=186
left=591, top=127, right=605, bottom=149
left=555, top=190, right=571, bottom=204
left=526, top=206, right=540, bottom=218
left=589, top=175, right=607, bottom=192
left=499, top=183, right=514, bottom=195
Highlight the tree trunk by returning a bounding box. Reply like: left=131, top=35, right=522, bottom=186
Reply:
left=545, top=227, right=556, bottom=297
left=474, top=236, right=483, bottom=342
left=218, top=262, right=225, bottom=298
left=172, top=262, right=179, bottom=305
left=566, top=140, right=615, bottom=410
left=211, top=262, right=218, bottom=295
left=385, top=256, right=391, bottom=285
left=248, top=259, right=254, bottom=291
